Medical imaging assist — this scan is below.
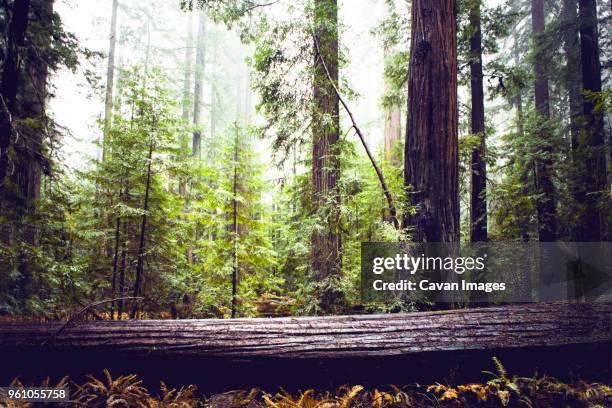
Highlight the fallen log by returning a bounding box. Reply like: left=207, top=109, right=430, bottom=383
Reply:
left=0, top=302, right=610, bottom=359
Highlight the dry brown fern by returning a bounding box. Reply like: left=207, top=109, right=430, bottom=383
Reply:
left=147, top=381, right=200, bottom=407
left=72, top=369, right=149, bottom=408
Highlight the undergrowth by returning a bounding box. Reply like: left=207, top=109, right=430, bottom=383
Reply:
left=2, top=358, right=610, bottom=407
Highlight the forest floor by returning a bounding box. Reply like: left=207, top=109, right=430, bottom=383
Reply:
left=4, top=359, right=612, bottom=408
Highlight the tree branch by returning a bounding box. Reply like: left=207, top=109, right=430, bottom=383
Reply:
left=312, top=31, right=400, bottom=230
left=42, top=297, right=143, bottom=346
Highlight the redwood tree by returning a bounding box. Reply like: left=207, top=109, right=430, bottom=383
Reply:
left=0, top=0, right=32, bottom=188
left=576, top=0, right=607, bottom=241
left=311, top=0, right=342, bottom=312
left=11, top=0, right=53, bottom=306
left=469, top=0, right=487, bottom=243
left=403, top=0, right=459, bottom=243
left=531, top=0, right=557, bottom=242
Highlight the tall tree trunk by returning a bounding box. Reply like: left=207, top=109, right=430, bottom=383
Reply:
left=15, top=0, right=51, bottom=207
left=131, top=138, right=154, bottom=319
left=192, top=11, right=206, bottom=159
left=403, top=0, right=459, bottom=243
left=231, top=129, right=238, bottom=319
left=577, top=0, right=607, bottom=241
left=185, top=12, right=205, bottom=264
left=0, top=0, right=31, bottom=189
left=311, top=0, right=342, bottom=313
left=179, top=14, right=193, bottom=197
left=562, top=0, right=583, bottom=157
left=11, top=0, right=53, bottom=308
left=101, top=0, right=119, bottom=260
left=183, top=14, right=193, bottom=123
left=531, top=0, right=557, bottom=242
left=562, top=0, right=584, bottom=241
left=210, top=41, right=217, bottom=144
left=102, top=0, right=119, bottom=162
left=469, top=0, right=487, bottom=243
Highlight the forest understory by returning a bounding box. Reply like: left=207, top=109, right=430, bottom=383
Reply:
left=4, top=357, right=612, bottom=408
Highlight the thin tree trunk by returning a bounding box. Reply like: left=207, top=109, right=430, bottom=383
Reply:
left=577, top=0, right=607, bottom=241
left=0, top=0, right=31, bottom=187
left=102, top=0, right=119, bottom=162
left=182, top=14, right=193, bottom=123
left=110, top=191, right=122, bottom=320
left=515, top=45, right=525, bottom=138
left=185, top=13, right=204, bottom=264
left=210, top=41, right=217, bottom=143
left=192, top=11, right=206, bottom=159
left=469, top=0, right=487, bottom=243
left=403, top=0, right=459, bottom=243
left=531, top=0, right=557, bottom=242
left=110, top=219, right=120, bottom=319
left=131, top=138, right=154, bottom=319
left=117, top=221, right=128, bottom=320
left=311, top=0, right=342, bottom=313
left=179, top=14, right=193, bottom=197
left=383, top=47, right=401, bottom=164
left=231, top=129, right=238, bottom=319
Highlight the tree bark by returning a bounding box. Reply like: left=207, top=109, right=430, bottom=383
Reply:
left=469, top=0, right=487, bottom=243
left=531, top=0, right=558, bottom=242
left=403, top=0, right=459, bottom=243
left=577, top=0, right=607, bottom=241
left=0, top=0, right=31, bottom=187
left=11, top=0, right=53, bottom=308
left=561, top=0, right=584, bottom=241
left=311, top=0, right=342, bottom=313
left=102, top=0, right=119, bottom=162
left=383, top=47, right=401, bottom=164
left=1, top=302, right=609, bottom=359
left=313, top=36, right=400, bottom=230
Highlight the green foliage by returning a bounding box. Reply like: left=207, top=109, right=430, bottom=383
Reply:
left=2, top=0, right=611, bottom=319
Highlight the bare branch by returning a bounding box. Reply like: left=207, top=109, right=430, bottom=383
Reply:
left=312, top=30, right=401, bottom=230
